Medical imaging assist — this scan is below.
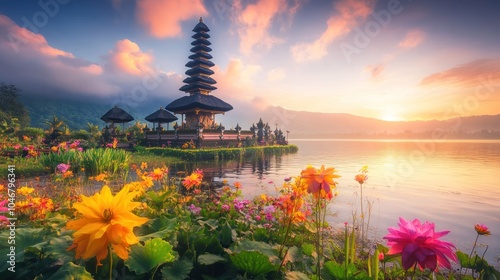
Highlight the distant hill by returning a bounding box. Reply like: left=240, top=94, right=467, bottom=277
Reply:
left=256, top=106, right=500, bottom=139
left=20, top=97, right=500, bottom=139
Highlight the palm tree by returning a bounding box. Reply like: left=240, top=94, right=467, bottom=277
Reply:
left=45, top=115, right=64, bottom=135
left=87, top=123, right=100, bottom=137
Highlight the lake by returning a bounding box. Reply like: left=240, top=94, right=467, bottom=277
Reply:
left=191, top=139, right=500, bottom=267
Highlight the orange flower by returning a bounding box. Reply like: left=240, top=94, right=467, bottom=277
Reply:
left=63, top=170, right=74, bottom=178
left=300, top=165, right=340, bottom=197
left=182, top=172, right=203, bottom=190
left=233, top=181, right=242, bottom=189
left=140, top=162, right=148, bottom=170
left=149, top=168, right=168, bottom=181
left=91, top=173, right=107, bottom=182
left=66, top=185, right=148, bottom=265
left=355, top=174, right=368, bottom=185
left=474, top=224, right=491, bottom=236
left=51, top=146, right=58, bottom=152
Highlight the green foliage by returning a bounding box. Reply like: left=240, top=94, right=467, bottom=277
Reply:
left=125, top=238, right=176, bottom=275
left=38, top=150, right=81, bottom=173
left=144, top=145, right=298, bottom=161
left=46, top=262, right=93, bottom=280
left=0, top=82, right=30, bottom=127
left=161, top=258, right=194, bottom=280
left=229, top=251, right=280, bottom=276
left=79, top=148, right=130, bottom=177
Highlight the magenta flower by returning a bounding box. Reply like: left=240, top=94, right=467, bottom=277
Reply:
left=56, top=163, right=71, bottom=173
left=383, top=217, right=457, bottom=271
left=221, top=204, right=230, bottom=212
left=188, top=204, right=201, bottom=215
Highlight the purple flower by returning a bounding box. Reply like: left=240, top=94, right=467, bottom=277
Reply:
left=57, top=163, right=71, bottom=173
left=188, top=204, right=201, bottom=215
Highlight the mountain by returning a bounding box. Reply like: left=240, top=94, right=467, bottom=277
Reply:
left=255, top=106, right=500, bottom=139
left=20, top=97, right=500, bottom=139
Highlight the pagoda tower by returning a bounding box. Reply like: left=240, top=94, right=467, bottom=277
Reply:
left=166, top=18, right=233, bottom=129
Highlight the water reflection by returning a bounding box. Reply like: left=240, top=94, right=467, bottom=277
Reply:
left=169, top=140, right=500, bottom=266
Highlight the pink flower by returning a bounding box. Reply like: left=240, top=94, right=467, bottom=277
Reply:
left=474, top=224, right=491, bottom=236
left=221, top=204, right=230, bottom=212
left=56, top=163, right=70, bottom=173
left=383, top=217, right=457, bottom=271
left=188, top=204, right=201, bottom=215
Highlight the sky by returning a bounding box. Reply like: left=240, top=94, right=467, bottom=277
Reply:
left=0, top=0, right=499, bottom=123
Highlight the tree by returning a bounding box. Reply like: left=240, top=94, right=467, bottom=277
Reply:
left=0, top=83, right=31, bottom=127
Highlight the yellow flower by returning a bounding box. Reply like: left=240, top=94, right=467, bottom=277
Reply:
left=66, top=185, right=148, bottom=265
left=140, top=162, right=148, bottom=170
left=51, top=146, right=58, bottom=152
left=17, top=186, right=35, bottom=196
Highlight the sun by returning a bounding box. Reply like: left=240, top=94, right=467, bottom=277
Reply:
left=381, top=113, right=401, bottom=122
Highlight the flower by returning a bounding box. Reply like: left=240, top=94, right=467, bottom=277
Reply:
left=140, top=162, right=148, bottom=170
left=0, top=199, right=8, bottom=224
left=57, top=163, right=71, bottom=173
left=182, top=171, right=203, bottom=190
left=188, top=204, right=201, bottom=215
left=300, top=165, right=340, bottom=198
left=17, top=186, right=35, bottom=196
left=354, top=174, right=368, bottom=185
left=66, top=185, right=148, bottom=265
left=233, top=181, right=242, bottom=189
left=149, top=168, right=168, bottom=180
left=221, top=204, right=230, bottom=212
left=474, top=224, right=491, bottom=236
left=62, top=170, right=74, bottom=178
left=383, top=217, right=457, bottom=271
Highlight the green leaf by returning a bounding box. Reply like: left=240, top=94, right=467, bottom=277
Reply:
left=125, top=238, right=175, bottom=275
left=43, top=235, right=75, bottom=263
left=198, top=253, right=227, bottom=265
left=46, top=262, right=93, bottom=280
left=138, top=217, right=178, bottom=241
left=301, top=243, right=316, bottom=257
left=229, top=251, right=279, bottom=276
left=457, top=250, right=472, bottom=267
left=161, top=258, right=193, bottom=280
left=198, top=219, right=219, bottom=231
left=283, top=246, right=301, bottom=264
left=286, top=271, right=311, bottom=280
left=220, top=221, right=232, bottom=247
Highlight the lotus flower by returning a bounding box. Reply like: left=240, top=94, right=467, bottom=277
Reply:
left=383, top=217, right=457, bottom=271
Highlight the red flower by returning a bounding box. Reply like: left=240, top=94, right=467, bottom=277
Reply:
left=474, top=224, right=491, bottom=236
left=383, top=217, right=457, bottom=271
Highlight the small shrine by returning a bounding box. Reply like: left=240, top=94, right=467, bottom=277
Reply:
left=166, top=17, right=233, bottom=130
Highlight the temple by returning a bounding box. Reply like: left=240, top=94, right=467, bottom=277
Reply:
left=142, top=18, right=287, bottom=147
left=166, top=17, right=233, bottom=130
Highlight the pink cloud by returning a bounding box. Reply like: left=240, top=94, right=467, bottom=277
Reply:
left=420, top=59, right=500, bottom=88
left=235, top=0, right=302, bottom=55
left=213, top=58, right=262, bottom=98
left=291, top=0, right=375, bottom=62
left=364, top=63, right=385, bottom=83
left=105, top=39, right=154, bottom=76
left=399, top=29, right=426, bottom=49
left=136, top=0, right=208, bottom=38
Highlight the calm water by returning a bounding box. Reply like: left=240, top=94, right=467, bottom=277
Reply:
left=190, top=139, right=500, bottom=266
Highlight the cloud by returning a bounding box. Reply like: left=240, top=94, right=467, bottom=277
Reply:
left=364, top=63, right=385, bottom=83
left=105, top=39, right=154, bottom=76
left=136, top=0, right=208, bottom=38
left=291, top=0, right=374, bottom=62
left=399, top=29, right=425, bottom=49
left=267, top=68, right=286, bottom=81
left=420, top=59, right=500, bottom=88
left=213, top=58, right=262, bottom=98
left=235, top=0, right=302, bottom=55
left=0, top=15, right=119, bottom=98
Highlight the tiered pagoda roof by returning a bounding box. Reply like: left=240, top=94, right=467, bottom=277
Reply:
left=166, top=18, right=232, bottom=114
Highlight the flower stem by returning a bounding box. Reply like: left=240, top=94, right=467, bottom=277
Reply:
left=109, top=247, right=113, bottom=280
